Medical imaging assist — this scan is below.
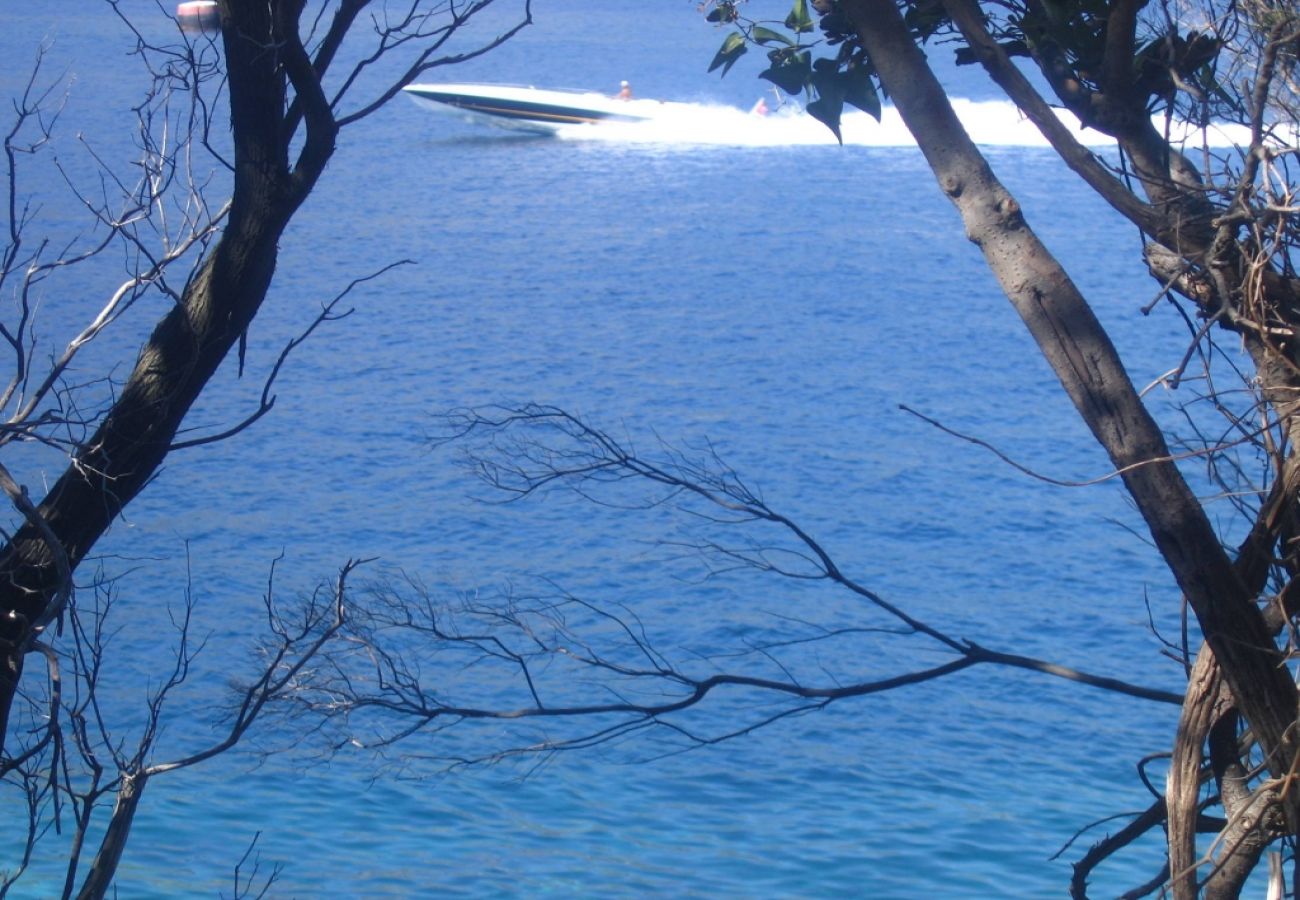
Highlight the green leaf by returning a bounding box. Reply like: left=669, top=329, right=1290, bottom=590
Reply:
left=708, top=32, right=749, bottom=76
left=706, top=2, right=739, bottom=23
left=785, top=0, right=815, bottom=34
left=808, top=57, right=880, bottom=124
left=841, top=65, right=881, bottom=120
left=758, top=50, right=812, bottom=95
left=805, top=97, right=844, bottom=143
left=954, top=40, right=1029, bottom=65
left=810, top=57, right=843, bottom=99
left=902, top=0, right=948, bottom=42
left=751, top=25, right=793, bottom=46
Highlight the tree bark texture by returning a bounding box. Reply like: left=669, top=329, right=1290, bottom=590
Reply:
left=0, top=0, right=339, bottom=753
left=840, top=0, right=1300, bottom=802
left=937, top=2, right=1300, bottom=886
left=1167, top=648, right=1226, bottom=896
left=74, top=771, right=148, bottom=900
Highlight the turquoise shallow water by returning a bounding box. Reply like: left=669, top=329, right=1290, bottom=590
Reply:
left=0, top=2, right=1213, bottom=896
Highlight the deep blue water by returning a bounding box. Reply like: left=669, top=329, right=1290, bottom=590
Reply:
left=0, top=2, right=1221, bottom=897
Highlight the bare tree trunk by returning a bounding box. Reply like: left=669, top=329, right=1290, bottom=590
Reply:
left=1167, top=649, right=1225, bottom=897
left=839, top=0, right=1300, bottom=788
left=74, top=770, right=147, bottom=900
left=0, top=0, right=338, bottom=754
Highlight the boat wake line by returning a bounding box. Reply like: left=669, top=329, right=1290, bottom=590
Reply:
left=402, top=83, right=1273, bottom=150
left=555, top=98, right=1267, bottom=150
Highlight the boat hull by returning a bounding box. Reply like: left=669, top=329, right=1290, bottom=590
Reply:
left=403, top=83, right=658, bottom=134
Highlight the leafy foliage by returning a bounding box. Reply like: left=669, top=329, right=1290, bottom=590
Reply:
left=708, top=31, right=748, bottom=75
left=759, top=48, right=812, bottom=93
left=701, top=0, right=1248, bottom=142
left=701, top=0, right=882, bottom=141
left=784, top=0, right=814, bottom=33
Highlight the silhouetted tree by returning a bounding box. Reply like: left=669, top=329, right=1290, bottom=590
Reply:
left=0, top=2, right=529, bottom=894
left=693, top=0, right=1300, bottom=894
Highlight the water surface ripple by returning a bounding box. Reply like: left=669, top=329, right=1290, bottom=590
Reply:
left=1, top=3, right=1208, bottom=897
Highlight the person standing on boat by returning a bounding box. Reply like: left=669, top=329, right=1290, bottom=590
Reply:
left=617, top=80, right=632, bottom=100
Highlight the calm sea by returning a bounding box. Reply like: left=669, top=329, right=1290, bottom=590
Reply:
left=2, top=2, right=1213, bottom=897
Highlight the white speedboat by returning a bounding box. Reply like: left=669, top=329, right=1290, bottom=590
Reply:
left=403, top=82, right=676, bottom=134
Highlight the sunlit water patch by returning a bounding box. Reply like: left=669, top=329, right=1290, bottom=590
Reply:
left=0, top=1, right=1249, bottom=897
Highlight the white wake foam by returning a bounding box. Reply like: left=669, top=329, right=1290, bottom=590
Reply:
left=556, top=97, right=1264, bottom=150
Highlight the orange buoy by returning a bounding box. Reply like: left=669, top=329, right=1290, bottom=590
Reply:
left=177, top=1, right=220, bottom=33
